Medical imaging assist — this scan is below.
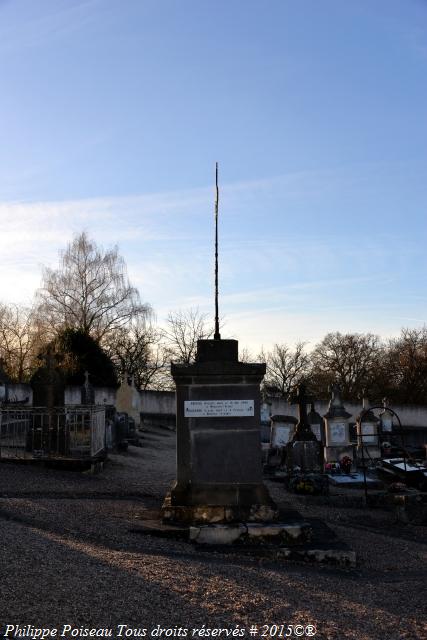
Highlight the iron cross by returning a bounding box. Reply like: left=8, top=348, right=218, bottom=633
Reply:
left=288, top=383, right=317, bottom=441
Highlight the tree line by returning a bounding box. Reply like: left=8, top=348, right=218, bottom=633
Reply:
left=1, top=232, right=426, bottom=404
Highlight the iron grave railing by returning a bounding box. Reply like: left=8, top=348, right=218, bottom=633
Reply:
left=0, top=406, right=106, bottom=461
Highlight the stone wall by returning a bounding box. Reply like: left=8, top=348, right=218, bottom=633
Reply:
left=267, top=399, right=427, bottom=428
left=4, top=384, right=116, bottom=407
left=140, top=390, right=175, bottom=414
left=94, top=387, right=116, bottom=406
left=6, top=384, right=32, bottom=404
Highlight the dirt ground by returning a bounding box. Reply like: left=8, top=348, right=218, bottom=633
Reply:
left=0, top=426, right=426, bottom=640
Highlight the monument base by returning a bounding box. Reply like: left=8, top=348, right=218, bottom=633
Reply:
left=356, top=445, right=381, bottom=461
left=162, top=482, right=278, bottom=524
left=324, top=445, right=354, bottom=464
left=288, top=440, right=323, bottom=472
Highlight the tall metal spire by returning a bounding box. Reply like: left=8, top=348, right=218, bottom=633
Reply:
left=214, top=162, right=221, bottom=340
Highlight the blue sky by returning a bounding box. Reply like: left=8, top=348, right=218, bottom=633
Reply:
left=1, top=0, right=426, bottom=352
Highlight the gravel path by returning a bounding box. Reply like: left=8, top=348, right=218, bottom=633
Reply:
left=0, top=426, right=425, bottom=640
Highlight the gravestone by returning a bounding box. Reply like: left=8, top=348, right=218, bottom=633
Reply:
left=307, top=402, right=325, bottom=444
left=356, top=395, right=381, bottom=460
left=30, top=348, right=65, bottom=408
left=81, top=370, right=95, bottom=405
left=287, top=385, right=323, bottom=472
left=260, top=399, right=272, bottom=443
left=323, top=384, right=353, bottom=464
left=116, top=373, right=142, bottom=427
left=162, top=338, right=277, bottom=524
left=29, top=348, right=67, bottom=455
left=379, top=398, right=394, bottom=434
left=270, top=414, right=298, bottom=447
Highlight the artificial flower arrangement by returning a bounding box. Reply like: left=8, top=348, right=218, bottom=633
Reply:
left=339, top=455, right=352, bottom=474
left=324, top=456, right=352, bottom=474
left=324, top=461, right=340, bottom=474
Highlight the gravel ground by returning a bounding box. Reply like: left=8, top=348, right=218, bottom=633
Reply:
left=0, top=426, right=426, bottom=640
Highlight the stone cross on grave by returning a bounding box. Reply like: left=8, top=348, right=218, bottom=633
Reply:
left=33, top=346, right=63, bottom=410
left=288, top=384, right=317, bottom=442
left=40, top=347, right=56, bottom=376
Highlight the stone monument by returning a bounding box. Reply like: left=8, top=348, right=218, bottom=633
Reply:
left=29, top=347, right=67, bottom=455
left=323, top=384, right=353, bottom=464
left=356, top=394, right=381, bottom=460
left=162, top=338, right=277, bottom=524
left=162, top=164, right=277, bottom=524
left=270, top=414, right=298, bottom=448
left=116, top=373, right=142, bottom=427
left=30, top=348, right=65, bottom=409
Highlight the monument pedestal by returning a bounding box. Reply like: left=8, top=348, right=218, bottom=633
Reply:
left=324, top=444, right=355, bottom=463
left=162, top=339, right=278, bottom=524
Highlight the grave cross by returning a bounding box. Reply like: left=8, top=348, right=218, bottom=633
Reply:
left=288, top=384, right=317, bottom=442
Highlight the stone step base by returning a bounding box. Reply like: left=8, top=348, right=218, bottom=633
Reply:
left=162, top=494, right=278, bottom=524
left=275, top=546, right=356, bottom=567
left=189, top=522, right=312, bottom=545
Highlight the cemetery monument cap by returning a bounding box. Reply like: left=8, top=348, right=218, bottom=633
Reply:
left=323, top=383, right=351, bottom=419
left=357, top=393, right=379, bottom=423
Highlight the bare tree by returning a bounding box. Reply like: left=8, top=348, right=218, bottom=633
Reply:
left=260, top=342, right=311, bottom=397
left=311, top=332, right=382, bottom=399
left=36, top=232, right=151, bottom=342
left=383, top=327, right=427, bottom=404
left=239, top=347, right=255, bottom=363
left=0, top=303, right=49, bottom=381
left=162, top=308, right=214, bottom=364
left=106, top=318, right=173, bottom=390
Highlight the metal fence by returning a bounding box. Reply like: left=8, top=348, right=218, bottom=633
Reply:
left=0, top=406, right=106, bottom=461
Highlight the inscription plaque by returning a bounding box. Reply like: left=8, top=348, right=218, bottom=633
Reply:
left=184, top=399, right=254, bottom=417
left=361, top=423, right=377, bottom=444
left=271, top=425, right=291, bottom=447
left=330, top=422, right=346, bottom=444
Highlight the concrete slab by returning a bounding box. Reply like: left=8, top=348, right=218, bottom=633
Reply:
left=327, top=472, right=382, bottom=488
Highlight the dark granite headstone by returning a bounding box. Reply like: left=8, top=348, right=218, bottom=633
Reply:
left=162, top=339, right=277, bottom=524
left=30, top=349, right=65, bottom=408
left=29, top=349, right=67, bottom=455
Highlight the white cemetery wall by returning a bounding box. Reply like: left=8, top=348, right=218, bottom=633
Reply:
left=268, top=398, right=427, bottom=429
left=140, top=390, right=175, bottom=414
left=65, top=386, right=82, bottom=405
left=94, top=387, right=116, bottom=406
left=64, top=386, right=116, bottom=406
left=7, top=383, right=32, bottom=404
